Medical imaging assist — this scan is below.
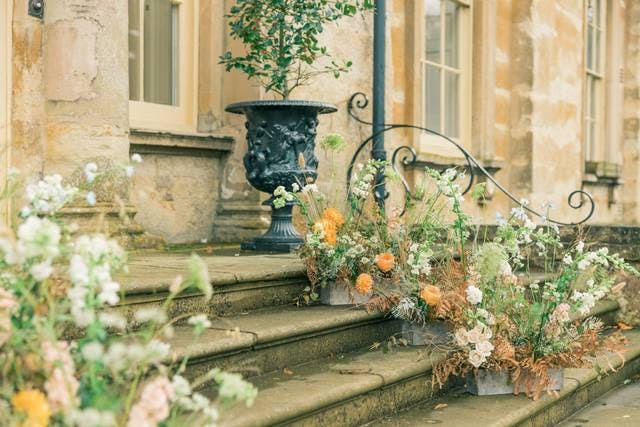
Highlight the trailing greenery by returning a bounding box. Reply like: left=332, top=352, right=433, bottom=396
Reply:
left=220, top=0, right=374, bottom=99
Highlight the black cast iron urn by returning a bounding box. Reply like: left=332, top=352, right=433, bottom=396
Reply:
left=225, top=100, right=337, bottom=252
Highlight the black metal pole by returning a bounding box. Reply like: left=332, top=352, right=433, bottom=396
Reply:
left=372, top=0, right=386, bottom=208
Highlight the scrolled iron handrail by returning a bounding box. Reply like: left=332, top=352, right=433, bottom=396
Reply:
left=346, top=93, right=595, bottom=226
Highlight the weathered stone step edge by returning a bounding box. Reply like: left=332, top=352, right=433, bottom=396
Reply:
left=365, top=330, right=640, bottom=427
left=167, top=306, right=402, bottom=379
left=118, top=254, right=306, bottom=296
left=216, top=300, right=621, bottom=427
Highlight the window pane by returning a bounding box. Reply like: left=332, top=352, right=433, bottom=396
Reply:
left=128, top=0, right=141, bottom=101
left=424, top=0, right=441, bottom=63
left=444, top=0, right=459, bottom=68
left=589, top=76, right=597, bottom=118
left=143, top=0, right=178, bottom=106
left=424, top=64, right=441, bottom=132
left=588, top=120, right=596, bottom=161
left=445, top=72, right=459, bottom=138
left=594, top=28, right=601, bottom=72
left=586, top=24, right=593, bottom=71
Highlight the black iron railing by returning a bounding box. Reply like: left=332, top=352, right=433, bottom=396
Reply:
left=345, top=92, right=595, bottom=226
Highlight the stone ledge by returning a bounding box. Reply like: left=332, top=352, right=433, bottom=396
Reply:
left=129, top=128, right=235, bottom=157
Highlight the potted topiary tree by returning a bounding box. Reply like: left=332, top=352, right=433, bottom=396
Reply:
left=221, top=0, right=374, bottom=252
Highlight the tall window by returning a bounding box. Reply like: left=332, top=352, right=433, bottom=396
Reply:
left=584, top=0, right=605, bottom=162
left=421, top=0, right=471, bottom=143
left=129, top=0, right=197, bottom=131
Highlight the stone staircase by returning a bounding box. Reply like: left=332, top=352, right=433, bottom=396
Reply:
left=114, top=250, right=640, bottom=427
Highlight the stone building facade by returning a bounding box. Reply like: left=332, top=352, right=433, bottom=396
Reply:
left=1, top=0, right=640, bottom=244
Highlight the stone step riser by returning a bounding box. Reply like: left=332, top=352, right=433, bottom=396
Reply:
left=117, top=278, right=309, bottom=323
left=185, top=318, right=403, bottom=381
left=219, top=302, right=621, bottom=427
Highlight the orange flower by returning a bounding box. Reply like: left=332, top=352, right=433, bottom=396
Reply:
left=375, top=252, right=395, bottom=273
left=420, top=285, right=441, bottom=306
left=313, top=220, right=337, bottom=246
left=12, top=389, right=51, bottom=427
left=322, top=207, right=345, bottom=227
left=355, top=273, right=374, bottom=295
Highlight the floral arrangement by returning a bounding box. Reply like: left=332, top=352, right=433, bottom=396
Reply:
left=276, top=146, right=637, bottom=398
left=391, top=199, right=637, bottom=398
left=272, top=159, right=472, bottom=305
left=0, top=160, right=256, bottom=426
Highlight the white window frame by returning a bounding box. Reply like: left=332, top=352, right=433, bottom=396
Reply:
left=583, top=0, right=606, bottom=164
left=1, top=0, right=12, bottom=224
left=129, top=0, right=199, bottom=132
left=414, top=0, right=473, bottom=158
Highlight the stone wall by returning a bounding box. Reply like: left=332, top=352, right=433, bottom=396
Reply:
left=7, top=0, right=640, bottom=244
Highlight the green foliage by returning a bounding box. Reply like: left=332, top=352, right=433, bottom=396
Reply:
left=220, top=0, right=374, bottom=99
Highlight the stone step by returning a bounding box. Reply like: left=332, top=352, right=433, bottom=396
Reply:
left=366, top=330, right=640, bottom=427
left=557, top=377, right=640, bottom=426
left=214, top=300, right=623, bottom=427
left=168, top=305, right=401, bottom=380
left=116, top=253, right=308, bottom=318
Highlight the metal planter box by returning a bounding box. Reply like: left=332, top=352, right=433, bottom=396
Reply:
left=401, top=321, right=451, bottom=346
left=320, top=283, right=370, bottom=305
left=466, top=368, right=564, bottom=396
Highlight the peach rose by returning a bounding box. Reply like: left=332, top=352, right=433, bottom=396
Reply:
left=420, top=285, right=441, bottom=306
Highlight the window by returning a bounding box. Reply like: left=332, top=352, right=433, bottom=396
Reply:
left=129, top=0, right=198, bottom=131
left=419, top=0, right=472, bottom=151
left=583, top=0, right=605, bottom=163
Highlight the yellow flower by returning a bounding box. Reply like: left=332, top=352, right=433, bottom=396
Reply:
left=375, top=252, right=395, bottom=273
left=322, top=208, right=345, bottom=227
left=355, top=273, right=374, bottom=295
left=420, top=285, right=442, bottom=306
left=12, top=389, right=51, bottom=427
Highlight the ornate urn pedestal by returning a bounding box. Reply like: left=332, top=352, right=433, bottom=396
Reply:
left=225, top=100, right=337, bottom=252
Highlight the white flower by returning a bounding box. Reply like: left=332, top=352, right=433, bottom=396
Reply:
left=98, top=312, right=127, bottom=330
left=468, top=350, right=486, bottom=368
left=81, top=342, right=105, bottom=362
left=98, top=281, right=120, bottom=306
left=30, top=260, right=53, bottom=281
left=188, top=314, right=212, bottom=330
left=84, top=163, right=98, bottom=183
left=86, top=191, right=97, bottom=206
left=25, top=174, right=76, bottom=215
left=563, top=254, right=573, bottom=265
left=475, top=340, right=494, bottom=358
left=131, top=153, right=143, bottom=163
left=466, top=285, right=483, bottom=305
left=125, top=165, right=135, bottom=177
left=576, top=241, right=585, bottom=253
left=301, top=183, right=319, bottom=194
left=69, top=255, right=89, bottom=286
left=291, top=183, right=300, bottom=192
left=17, top=216, right=61, bottom=260
left=134, top=307, right=167, bottom=324
left=68, top=409, right=116, bottom=427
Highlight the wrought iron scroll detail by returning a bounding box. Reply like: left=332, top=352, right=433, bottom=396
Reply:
left=346, top=92, right=595, bottom=226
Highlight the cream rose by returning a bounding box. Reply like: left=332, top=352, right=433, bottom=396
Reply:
left=475, top=340, right=494, bottom=358
left=468, top=350, right=486, bottom=368
left=454, top=328, right=469, bottom=346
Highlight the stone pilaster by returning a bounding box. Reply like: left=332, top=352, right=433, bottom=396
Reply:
left=623, top=0, right=640, bottom=223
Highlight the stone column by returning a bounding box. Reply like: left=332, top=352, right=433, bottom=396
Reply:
left=42, top=1, right=147, bottom=244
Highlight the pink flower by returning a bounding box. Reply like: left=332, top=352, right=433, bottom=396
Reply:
left=127, top=377, right=175, bottom=427
left=41, top=341, right=79, bottom=414
left=0, top=288, right=16, bottom=310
